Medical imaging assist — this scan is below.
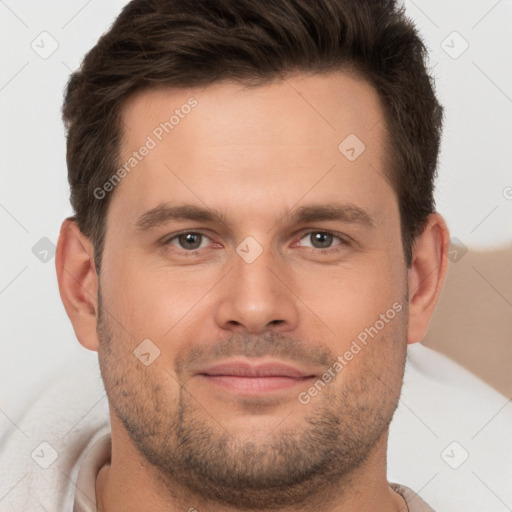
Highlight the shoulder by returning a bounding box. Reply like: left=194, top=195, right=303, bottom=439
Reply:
left=389, top=482, right=436, bottom=511
left=0, top=354, right=110, bottom=512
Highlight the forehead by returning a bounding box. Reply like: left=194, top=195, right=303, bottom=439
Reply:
left=120, top=71, right=384, bottom=151
left=110, top=71, right=394, bottom=230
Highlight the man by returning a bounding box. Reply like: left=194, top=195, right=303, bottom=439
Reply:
left=55, top=0, right=449, bottom=510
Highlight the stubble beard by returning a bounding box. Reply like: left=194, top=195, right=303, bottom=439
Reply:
left=97, top=289, right=407, bottom=509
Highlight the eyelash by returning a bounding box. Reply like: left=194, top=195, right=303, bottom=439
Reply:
left=162, top=230, right=350, bottom=256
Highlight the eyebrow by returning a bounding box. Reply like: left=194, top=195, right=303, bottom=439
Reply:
left=135, top=201, right=375, bottom=232
left=285, top=203, right=375, bottom=229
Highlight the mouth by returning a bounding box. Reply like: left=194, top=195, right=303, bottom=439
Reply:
left=196, top=359, right=317, bottom=394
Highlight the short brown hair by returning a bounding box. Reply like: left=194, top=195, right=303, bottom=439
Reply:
left=62, top=0, right=443, bottom=272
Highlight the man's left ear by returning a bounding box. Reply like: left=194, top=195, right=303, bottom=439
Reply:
left=407, top=212, right=450, bottom=344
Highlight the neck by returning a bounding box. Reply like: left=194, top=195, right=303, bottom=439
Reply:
left=96, top=421, right=407, bottom=512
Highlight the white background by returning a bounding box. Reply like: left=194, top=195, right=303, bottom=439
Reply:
left=1, top=0, right=511, bottom=423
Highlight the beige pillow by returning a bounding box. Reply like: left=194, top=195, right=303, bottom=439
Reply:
left=423, top=242, right=512, bottom=397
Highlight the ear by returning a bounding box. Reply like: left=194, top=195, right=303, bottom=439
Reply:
left=55, top=218, right=100, bottom=351
left=407, top=212, right=450, bottom=344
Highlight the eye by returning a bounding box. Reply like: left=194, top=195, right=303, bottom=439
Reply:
left=165, top=231, right=211, bottom=251
left=297, top=231, right=347, bottom=251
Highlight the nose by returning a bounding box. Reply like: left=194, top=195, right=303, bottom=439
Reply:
left=213, top=241, right=300, bottom=334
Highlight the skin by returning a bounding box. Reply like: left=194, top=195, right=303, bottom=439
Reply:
left=56, top=70, right=450, bottom=512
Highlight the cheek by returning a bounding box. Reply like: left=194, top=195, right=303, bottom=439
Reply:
left=102, top=256, right=211, bottom=348
left=292, top=252, right=405, bottom=343
left=97, top=276, right=184, bottom=407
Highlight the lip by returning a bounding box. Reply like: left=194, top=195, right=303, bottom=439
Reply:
left=196, top=360, right=317, bottom=394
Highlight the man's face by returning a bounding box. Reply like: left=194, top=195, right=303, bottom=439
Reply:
left=97, top=71, right=409, bottom=506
